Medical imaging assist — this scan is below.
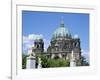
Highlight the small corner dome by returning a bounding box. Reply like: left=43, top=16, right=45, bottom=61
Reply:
left=73, top=34, right=79, bottom=39
left=34, top=35, right=44, bottom=43
left=34, top=35, right=43, bottom=41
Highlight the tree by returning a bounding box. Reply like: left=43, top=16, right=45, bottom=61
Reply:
left=47, top=58, right=70, bottom=67
left=40, top=54, right=48, bottom=68
left=36, top=53, right=70, bottom=68
left=22, top=54, right=28, bottom=69
left=81, top=56, right=89, bottom=66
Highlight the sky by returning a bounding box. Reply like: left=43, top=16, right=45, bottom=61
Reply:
left=22, top=10, right=89, bottom=61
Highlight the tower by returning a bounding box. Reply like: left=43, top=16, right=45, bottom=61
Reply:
left=72, top=35, right=81, bottom=66
left=34, top=38, right=44, bottom=54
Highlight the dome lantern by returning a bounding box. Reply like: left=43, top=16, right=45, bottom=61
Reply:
left=60, top=16, right=64, bottom=27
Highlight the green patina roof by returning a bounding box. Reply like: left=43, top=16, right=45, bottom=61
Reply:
left=52, top=21, right=71, bottom=40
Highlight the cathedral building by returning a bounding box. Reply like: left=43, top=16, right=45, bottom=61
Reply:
left=27, top=19, right=82, bottom=67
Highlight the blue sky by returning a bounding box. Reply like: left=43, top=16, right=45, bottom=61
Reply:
left=22, top=10, right=89, bottom=61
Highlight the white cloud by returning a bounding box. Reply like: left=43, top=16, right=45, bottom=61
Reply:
left=28, top=34, right=43, bottom=40
left=81, top=50, right=89, bottom=63
left=23, top=36, right=30, bottom=44
left=23, top=34, right=43, bottom=54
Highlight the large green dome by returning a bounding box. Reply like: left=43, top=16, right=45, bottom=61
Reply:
left=52, top=21, right=71, bottom=40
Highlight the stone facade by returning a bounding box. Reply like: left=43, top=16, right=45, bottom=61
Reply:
left=31, top=20, right=82, bottom=66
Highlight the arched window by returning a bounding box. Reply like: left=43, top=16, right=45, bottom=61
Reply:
left=37, top=44, right=39, bottom=48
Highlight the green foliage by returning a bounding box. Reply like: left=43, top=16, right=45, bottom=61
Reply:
left=40, top=55, right=48, bottom=68
left=22, top=54, right=28, bottom=69
left=47, top=58, right=70, bottom=67
left=39, top=54, right=70, bottom=68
